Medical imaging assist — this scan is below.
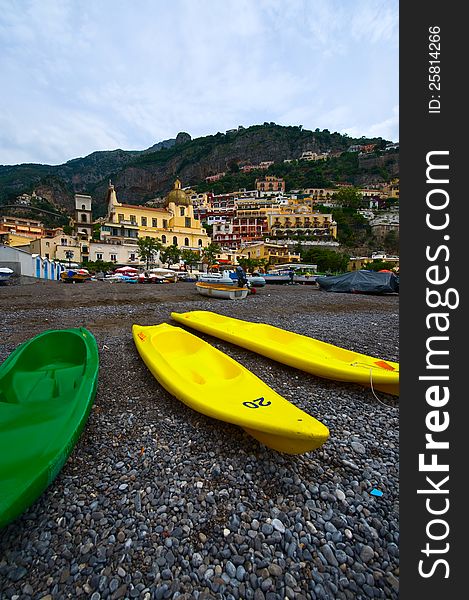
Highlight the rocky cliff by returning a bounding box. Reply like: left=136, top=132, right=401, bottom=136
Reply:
left=0, top=124, right=396, bottom=217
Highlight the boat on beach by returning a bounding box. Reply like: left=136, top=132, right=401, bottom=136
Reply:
left=171, top=311, right=399, bottom=395
left=195, top=281, right=250, bottom=299
left=0, top=267, right=14, bottom=284
left=198, top=269, right=266, bottom=287
left=197, top=271, right=236, bottom=286
left=132, top=323, right=329, bottom=454
left=60, top=269, right=91, bottom=283
left=0, top=328, right=99, bottom=529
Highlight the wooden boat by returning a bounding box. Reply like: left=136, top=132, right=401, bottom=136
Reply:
left=0, top=328, right=99, bottom=529
left=132, top=324, right=329, bottom=454
left=195, top=281, right=249, bottom=299
left=171, top=311, right=399, bottom=396
left=60, top=269, right=91, bottom=283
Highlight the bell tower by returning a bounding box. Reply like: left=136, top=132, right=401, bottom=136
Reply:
left=74, top=193, right=93, bottom=240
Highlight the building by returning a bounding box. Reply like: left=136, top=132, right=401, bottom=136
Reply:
left=236, top=241, right=300, bottom=266
left=266, top=206, right=337, bottom=240
left=0, top=216, right=45, bottom=247
left=30, top=230, right=83, bottom=263
left=74, top=194, right=93, bottom=240
left=302, top=188, right=339, bottom=205
left=255, top=176, right=285, bottom=194
left=0, top=244, right=66, bottom=280
left=205, top=172, right=226, bottom=183
left=369, top=210, right=399, bottom=242
left=348, top=253, right=399, bottom=272
left=98, top=179, right=211, bottom=264
left=299, top=151, right=328, bottom=161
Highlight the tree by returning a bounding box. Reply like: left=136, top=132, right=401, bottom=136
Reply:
left=137, top=236, right=162, bottom=270
left=92, top=223, right=101, bottom=240
left=333, top=187, right=363, bottom=209
left=237, top=257, right=259, bottom=273
left=301, top=247, right=350, bottom=273
left=365, top=259, right=397, bottom=272
left=201, top=242, right=221, bottom=272
left=180, top=249, right=200, bottom=272
left=160, top=244, right=181, bottom=268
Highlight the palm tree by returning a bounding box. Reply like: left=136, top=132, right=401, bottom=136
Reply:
left=137, top=236, right=162, bottom=270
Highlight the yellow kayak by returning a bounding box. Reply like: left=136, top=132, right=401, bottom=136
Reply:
left=171, top=311, right=399, bottom=396
left=132, top=324, right=329, bottom=454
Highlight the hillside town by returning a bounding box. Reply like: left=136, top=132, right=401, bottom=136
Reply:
left=0, top=168, right=399, bottom=280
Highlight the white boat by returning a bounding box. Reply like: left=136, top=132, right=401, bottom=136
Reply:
left=0, top=267, right=14, bottom=284
left=247, top=273, right=266, bottom=287
left=195, top=281, right=250, bottom=299
left=198, top=270, right=236, bottom=286
left=149, top=268, right=178, bottom=283
left=198, top=269, right=266, bottom=287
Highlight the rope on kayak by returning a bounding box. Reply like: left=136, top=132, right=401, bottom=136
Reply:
left=369, top=368, right=398, bottom=409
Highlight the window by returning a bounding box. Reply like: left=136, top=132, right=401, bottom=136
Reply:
left=173, top=236, right=178, bottom=246
left=45, top=253, right=49, bottom=259
left=81, top=214, right=87, bottom=222
left=118, top=214, right=124, bottom=222
left=45, top=241, right=49, bottom=247
left=163, top=219, right=168, bottom=228
left=184, top=237, right=189, bottom=246
left=152, top=218, right=158, bottom=227
left=180, top=207, right=185, bottom=216
left=185, top=217, right=191, bottom=228
left=130, top=253, right=136, bottom=261
left=81, top=204, right=86, bottom=210
left=110, top=254, right=117, bottom=262
left=97, top=253, right=103, bottom=260
left=130, top=215, right=136, bottom=224
left=198, top=239, right=203, bottom=247
left=61, top=238, right=67, bottom=245
left=161, top=235, right=167, bottom=244
left=141, top=217, right=147, bottom=226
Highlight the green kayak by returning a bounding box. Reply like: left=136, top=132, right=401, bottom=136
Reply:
left=0, top=328, right=99, bottom=529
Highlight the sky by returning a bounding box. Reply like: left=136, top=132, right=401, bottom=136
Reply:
left=0, top=0, right=398, bottom=166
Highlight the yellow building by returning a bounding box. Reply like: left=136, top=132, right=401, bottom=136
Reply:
left=381, top=178, right=399, bottom=200
left=102, top=180, right=210, bottom=250
left=265, top=205, right=337, bottom=239
left=235, top=241, right=300, bottom=266
left=0, top=216, right=45, bottom=247
left=348, top=254, right=400, bottom=272
left=30, top=231, right=83, bottom=262
left=0, top=231, right=35, bottom=248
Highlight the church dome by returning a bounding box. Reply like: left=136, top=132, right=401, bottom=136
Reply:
left=163, top=179, right=191, bottom=207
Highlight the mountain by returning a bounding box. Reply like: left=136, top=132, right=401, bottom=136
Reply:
left=0, top=124, right=397, bottom=217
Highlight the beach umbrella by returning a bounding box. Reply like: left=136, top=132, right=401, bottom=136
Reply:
left=115, top=266, right=138, bottom=273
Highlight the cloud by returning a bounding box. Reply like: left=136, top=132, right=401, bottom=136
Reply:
left=0, top=0, right=398, bottom=164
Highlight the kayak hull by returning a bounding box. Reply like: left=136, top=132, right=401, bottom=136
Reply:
left=171, top=311, right=399, bottom=396
left=0, top=328, right=99, bottom=529
left=132, top=323, right=329, bottom=454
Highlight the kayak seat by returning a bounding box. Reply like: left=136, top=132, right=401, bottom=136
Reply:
left=53, top=364, right=85, bottom=398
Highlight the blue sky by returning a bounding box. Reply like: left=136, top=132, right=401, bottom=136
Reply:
left=0, top=0, right=398, bottom=166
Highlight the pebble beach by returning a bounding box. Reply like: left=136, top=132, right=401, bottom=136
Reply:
left=0, top=280, right=399, bottom=600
